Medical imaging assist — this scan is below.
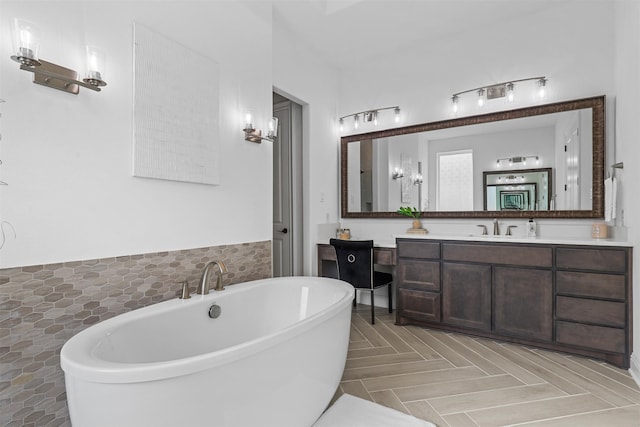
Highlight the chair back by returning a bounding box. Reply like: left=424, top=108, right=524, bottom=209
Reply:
left=329, top=239, right=374, bottom=290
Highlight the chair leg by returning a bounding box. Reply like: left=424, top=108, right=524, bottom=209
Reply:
left=370, top=290, right=375, bottom=324
left=388, top=283, right=393, bottom=313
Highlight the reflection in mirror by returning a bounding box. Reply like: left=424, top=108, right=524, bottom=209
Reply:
left=484, top=168, right=552, bottom=211
left=341, top=96, right=604, bottom=219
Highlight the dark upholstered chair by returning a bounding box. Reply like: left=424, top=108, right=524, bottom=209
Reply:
left=329, top=239, right=393, bottom=324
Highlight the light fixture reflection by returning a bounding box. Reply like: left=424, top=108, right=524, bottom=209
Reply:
left=477, top=88, right=485, bottom=107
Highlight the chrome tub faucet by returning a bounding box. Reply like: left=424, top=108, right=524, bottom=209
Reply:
left=196, top=261, right=228, bottom=294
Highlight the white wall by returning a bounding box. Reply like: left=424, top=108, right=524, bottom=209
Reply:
left=613, top=0, right=640, bottom=383
left=336, top=1, right=615, bottom=240
left=0, top=1, right=274, bottom=268
left=272, top=17, right=340, bottom=275
left=330, top=2, right=626, bottom=308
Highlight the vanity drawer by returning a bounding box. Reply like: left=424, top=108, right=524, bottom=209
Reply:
left=397, top=240, right=440, bottom=260
left=556, top=247, right=627, bottom=273
left=556, top=321, right=625, bottom=353
left=398, top=288, right=441, bottom=323
left=556, top=271, right=626, bottom=300
left=442, top=243, right=552, bottom=267
left=374, top=247, right=396, bottom=265
left=556, top=296, right=625, bottom=328
left=397, top=260, right=440, bottom=292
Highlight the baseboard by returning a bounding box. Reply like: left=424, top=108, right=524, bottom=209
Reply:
left=630, top=352, right=640, bottom=388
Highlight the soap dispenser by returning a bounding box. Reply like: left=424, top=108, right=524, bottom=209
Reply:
left=527, top=218, right=537, bottom=237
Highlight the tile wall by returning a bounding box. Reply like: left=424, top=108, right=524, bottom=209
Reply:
left=0, top=241, right=272, bottom=427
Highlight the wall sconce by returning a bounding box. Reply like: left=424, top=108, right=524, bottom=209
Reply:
left=10, top=18, right=107, bottom=94
left=413, top=173, right=423, bottom=185
left=452, top=76, right=547, bottom=114
left=243, top=113, right=278, bottom=143
left=496, top=155, right=540, bottom=168
left=339, top=106, right=400, bottom=133
left=392, top=167, right=404, bottom=180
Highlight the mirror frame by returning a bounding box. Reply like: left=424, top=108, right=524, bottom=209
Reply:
left=340, top=96, right=605, bottom=219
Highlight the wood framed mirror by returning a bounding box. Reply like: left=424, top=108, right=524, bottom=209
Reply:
left=341, top=96, right=604, bottom=219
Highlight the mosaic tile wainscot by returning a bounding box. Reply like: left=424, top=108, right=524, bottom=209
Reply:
left=0, top=241, right=272, bottom=427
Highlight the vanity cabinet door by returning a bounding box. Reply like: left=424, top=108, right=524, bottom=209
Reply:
left=494, top=267, right=553, bottom=341
left=442, top=263, right=491, bottom=331
left=398, top=288, right=441, bottom=323
left=396, top=260, right=440, bottom=292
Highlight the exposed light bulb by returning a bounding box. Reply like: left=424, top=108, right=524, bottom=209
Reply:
left=354, top=114, right=359, bottom=130
left=452, top=95, right=459, bottom=115
left=10, top=18, right=42, bottom=66
left=394, top=107, right=400, bottom=123
left=506, top=83, right=514, bottom=103
left=538, top=78, right=547, bottom=99
left=268, top=117, right=278, bottom=139
left=477, top=88, right=485, bottom=107
left=339, top=118, right=344, bottom=132
left=244, top=112, right=253, bottom=131
left=84, top=45, right=106, bottom=85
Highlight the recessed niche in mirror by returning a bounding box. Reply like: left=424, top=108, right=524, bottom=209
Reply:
left=341, top=96, right=604, bottom=219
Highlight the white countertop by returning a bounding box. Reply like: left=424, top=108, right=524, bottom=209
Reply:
left=393, top=233, right=633, bottom=247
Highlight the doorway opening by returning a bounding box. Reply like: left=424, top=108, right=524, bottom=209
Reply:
left=272, top=92, right=303, bottom=277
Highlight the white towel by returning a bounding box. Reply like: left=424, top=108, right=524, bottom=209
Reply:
left=604, top=177, right=613, bottom=221
left=313, top=394, right=436, bottom=427
left=612, top=176, right=617, bottom=220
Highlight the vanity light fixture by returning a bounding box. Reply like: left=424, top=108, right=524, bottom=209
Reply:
left=451, top=76, right=547, bottom=114
left=538, top=78, right=547, bottom=99
left=497, top=175, right=526, bottom=183
left=496, top=155, right=539, bottom=168
left=477, top=88, right=485, bottom=107
left=392, top=168, right=404, bottom=180
left=339, top=106, right=401, bottom=133
left=243, top=113, right=278, bottom=143
left=10, top=18, right=107, bottom=94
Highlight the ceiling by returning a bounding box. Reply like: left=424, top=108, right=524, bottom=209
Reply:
left=272, top=0, right=569, bottom=69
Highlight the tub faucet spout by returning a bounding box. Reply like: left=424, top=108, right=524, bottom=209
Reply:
left=196, top=261, right=228, bottom=294
left=493, top=218, right=500, bottom=235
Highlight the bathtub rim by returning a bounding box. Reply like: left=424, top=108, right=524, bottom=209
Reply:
left=60, top=276, right=354, bottom=384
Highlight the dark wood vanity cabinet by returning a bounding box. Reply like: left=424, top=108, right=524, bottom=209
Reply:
left=442, top=263, right=492, bottom=331
left=396, top=238, right=632, bottom=368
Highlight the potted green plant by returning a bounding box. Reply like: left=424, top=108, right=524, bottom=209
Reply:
left=397, top=206, right=426, bottom=232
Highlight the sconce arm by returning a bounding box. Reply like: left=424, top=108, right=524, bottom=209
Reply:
left=20, top=60, right=103, bottom=94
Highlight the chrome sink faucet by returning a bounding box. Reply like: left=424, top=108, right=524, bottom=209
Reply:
left=493, top=218, right=500, bottom=235
left=196, top=261, right=228, bottom=294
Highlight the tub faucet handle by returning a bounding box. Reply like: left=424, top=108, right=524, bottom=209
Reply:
left=506, top=225, right=518, bottom=236
left=179, top=281, right=191, bottom=299
left=476, top=224, right=488, bottom=235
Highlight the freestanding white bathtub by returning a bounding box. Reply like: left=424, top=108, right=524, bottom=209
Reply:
left=61, top=276, right=354, bottom=427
